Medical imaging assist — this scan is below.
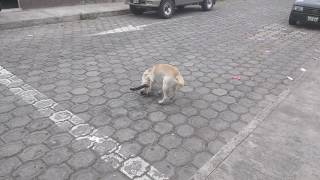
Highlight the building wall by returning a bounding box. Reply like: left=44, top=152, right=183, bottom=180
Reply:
left=2, top=0, right=20, bottom=9
left=19, top=0, right=118, bottom=9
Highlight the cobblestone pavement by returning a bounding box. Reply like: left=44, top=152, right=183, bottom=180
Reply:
left=0, top=0, right=320, bottom=179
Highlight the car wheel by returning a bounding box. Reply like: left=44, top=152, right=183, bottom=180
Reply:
left=159, top=0, right=175, bottom=19
left=201, top=0, right=213, bottom=11
left=177, top=5, right=185, bottom=10
left=130, top=5, right=145, bottom=15
left=289, top=15, right=296, bottom=25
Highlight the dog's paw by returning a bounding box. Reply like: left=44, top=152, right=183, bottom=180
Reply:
left=158, top=99, right=166, bottom=104
left=140, top=91, right=147, bottom=96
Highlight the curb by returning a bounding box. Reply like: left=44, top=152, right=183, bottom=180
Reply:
left=0, top=9, right=129, bottom=30
left=79, top=9, right=129, bottom=20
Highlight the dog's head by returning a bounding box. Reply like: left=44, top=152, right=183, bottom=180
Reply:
left=142, top=68, right=152, bottom=85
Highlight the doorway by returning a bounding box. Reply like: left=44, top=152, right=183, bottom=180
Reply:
left=1, top=0, right=19, bottom=9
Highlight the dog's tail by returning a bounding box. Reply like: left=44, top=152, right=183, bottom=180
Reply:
left=130, top=84, right=149, bottom=91
left=176, top=73, right=184, bottom=89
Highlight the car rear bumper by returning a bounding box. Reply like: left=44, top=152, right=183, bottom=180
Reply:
left=290, top=11, right=320, bottom=24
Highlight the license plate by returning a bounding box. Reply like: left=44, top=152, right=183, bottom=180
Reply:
left=307, top=16, right=319, bottom=22
left=133, top=0, right=139, bottom=3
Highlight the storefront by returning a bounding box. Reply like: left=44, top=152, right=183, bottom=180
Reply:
left=1, top=0, right=114, bottom=9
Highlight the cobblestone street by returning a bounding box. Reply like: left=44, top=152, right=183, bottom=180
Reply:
left=0, top=0, right=320, bottom=179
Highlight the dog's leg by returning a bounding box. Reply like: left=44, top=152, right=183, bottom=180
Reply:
left=173, top=83, right=179, bottom=99
left=146, top=81, right=152, bottom=95
left=140, top=85, right=148, bottom=95
left=158, top=77, right=171, bottom=104
left=141, top=81, right=152, bottom=96
left=141, top=68, right=153, bottom=96
left=140, top=89, right=147, bottom=95
left=141, top=82, right=152, bottom=96
left=169, top=85, right=177, bottom=100
left=158, top=88, right=168, bottom=104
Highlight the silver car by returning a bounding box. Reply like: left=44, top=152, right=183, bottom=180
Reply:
left=125, top=0, right=216, bottom=18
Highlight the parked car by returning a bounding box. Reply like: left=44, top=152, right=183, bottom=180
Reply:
left=289, top=0, right=320, bottom=25
left=126, top=0, right=216, bottom=19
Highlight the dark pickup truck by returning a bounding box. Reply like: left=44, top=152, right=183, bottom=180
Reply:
left=289, top=0, right=320, bottom=25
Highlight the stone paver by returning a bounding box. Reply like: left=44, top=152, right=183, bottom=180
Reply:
left=43, top=147, right=73, bottom=165
left=0, top=0, right=319, bottom=179
left=12, top=160, right=47, bottom=180
left=0, top=157, right=22, bottom=177
left=38, top=164, right=72, bottom=180
left=0, top=141, right=25, bottom=158
left=207, top=54, right=320, bottom=180
left=19, top=144, right=50, bottom=162
left=67, top=150, right=97, bottom=170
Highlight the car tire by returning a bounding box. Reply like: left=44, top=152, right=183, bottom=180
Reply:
left=158, top=0, right=175, bottom=19
left=130, top=5, right=145, bottom=15
left=289, top=16, right=296, bottom=25
left=201, top=0, right=214, bottom=11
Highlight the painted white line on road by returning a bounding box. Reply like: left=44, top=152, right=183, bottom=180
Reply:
left=88, top=15, right=193, bottom=36
left=0, top=66, right=168, bottom=180
left=90, top=24, right=146, bottom=36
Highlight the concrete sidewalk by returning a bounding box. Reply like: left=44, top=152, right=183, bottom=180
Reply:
left=195, top=62, right=320, bottom=179
left=0, top=2, right=129, bottom=30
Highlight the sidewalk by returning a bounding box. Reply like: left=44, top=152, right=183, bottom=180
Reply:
left=0, top=2, right=129, bottom=30
left=196, top=63, right=320, bottom=179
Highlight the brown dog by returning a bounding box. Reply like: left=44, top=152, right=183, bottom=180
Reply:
left=130, top=64, right=184, bottom=104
